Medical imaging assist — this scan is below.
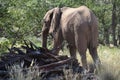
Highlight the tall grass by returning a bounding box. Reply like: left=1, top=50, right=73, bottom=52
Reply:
left=97, top=45, right=120, bottom=80
left=60, top=45, right=120, bottom=80
left=8, top=63, right=42, bottom=80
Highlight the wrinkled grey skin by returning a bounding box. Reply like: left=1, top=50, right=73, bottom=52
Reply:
left=42, top=6, right=101, bottom=70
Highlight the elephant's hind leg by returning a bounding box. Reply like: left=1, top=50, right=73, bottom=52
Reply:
left=78, top=47, right=88, bottom=70
left=88, top=46, right=101, bottom=71
left=76, top=38, right=88, bottom=70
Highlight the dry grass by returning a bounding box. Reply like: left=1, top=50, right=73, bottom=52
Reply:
left=60, top=45, right=120, bottom=80
left=8, top=63, right=42, bottom=80
left=96, top=45, right=120, bottom=80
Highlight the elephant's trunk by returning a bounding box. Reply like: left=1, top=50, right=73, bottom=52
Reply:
left=41, top=27, right=49, bottom=48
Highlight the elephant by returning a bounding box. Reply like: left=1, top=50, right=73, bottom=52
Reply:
left=41, top=6, right=101, bottom=70
left=41, top=7, right=69, bottom=53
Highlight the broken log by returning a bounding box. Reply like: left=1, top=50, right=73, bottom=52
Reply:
left=0, top=40, right=84, bottom=79
left=39, top=58, right=73, bottom=70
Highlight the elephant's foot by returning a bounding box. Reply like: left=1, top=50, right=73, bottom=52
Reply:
left=94, top=59, right=102, bottom=74
left=81, top=64, right=89, bottom=74
left=88, top=63, right=96, bottom=73
left=83, top=63, right=100, bottom=74
left=88, top=59, right=101, bottom=74
left=81, top=68, right=89, bottom=74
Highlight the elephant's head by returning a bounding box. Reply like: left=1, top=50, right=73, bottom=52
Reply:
left=41, top=8, right=54, bottom=48
left=49, top=7, right=62, bottom=34
left=41, top=7, right=62, bottom=48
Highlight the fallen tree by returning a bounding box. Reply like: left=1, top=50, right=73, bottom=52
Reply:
left=0, top=40, right=98, bottom=80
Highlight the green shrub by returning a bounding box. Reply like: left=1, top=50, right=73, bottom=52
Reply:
left=0, top=37, right=10, bottom=53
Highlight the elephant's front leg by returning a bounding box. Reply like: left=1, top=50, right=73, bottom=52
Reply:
left=67, top=44, right=76, bottom=58
left=52, top=29, right=64, bottom=55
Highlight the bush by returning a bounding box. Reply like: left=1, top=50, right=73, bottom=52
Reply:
left=0, top=37, right=10, bottom=53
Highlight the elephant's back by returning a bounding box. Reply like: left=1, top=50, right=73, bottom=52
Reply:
left=61, top=6, right=90, bottom=30
left=61, top=8, right=77, bottom=28
left=61, top=8, right=76, bottom=19
left=61, top=6, right=92, bottom=24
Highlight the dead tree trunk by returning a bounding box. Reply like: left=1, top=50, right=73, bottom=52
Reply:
left=112, top=1, right=117, bottom=46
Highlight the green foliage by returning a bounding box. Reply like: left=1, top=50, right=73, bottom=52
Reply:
left=0, top=0, right=120, bottom=52
left=0, top=0, right=51, bottom=40
left=0, top=37, right=10, bottom=53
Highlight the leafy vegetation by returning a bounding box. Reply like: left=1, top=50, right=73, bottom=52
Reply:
left=0, top=0, right=120, bottom=49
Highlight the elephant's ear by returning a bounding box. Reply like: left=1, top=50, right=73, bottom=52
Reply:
left=43, top=8, right=54, bottom=29
left=49, top=7, right=62, bottom=33
left=41, top=9, right=55, bottom=48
